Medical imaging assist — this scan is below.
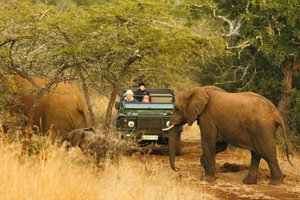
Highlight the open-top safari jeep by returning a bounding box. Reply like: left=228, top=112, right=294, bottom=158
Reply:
left=115, top=88, right=181, bottom=153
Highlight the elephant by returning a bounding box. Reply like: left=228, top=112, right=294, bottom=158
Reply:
left=163, top=86, right=292, bottom=185
left=63, top=128, right=106, bottom=162
left=1, top=75, right=89, bottom=140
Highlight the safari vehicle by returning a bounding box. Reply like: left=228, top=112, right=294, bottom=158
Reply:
left=115, top=88, right=181, bottom=153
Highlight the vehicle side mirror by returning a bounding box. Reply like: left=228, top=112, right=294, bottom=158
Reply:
left=115, top=102, right=120, bottom=110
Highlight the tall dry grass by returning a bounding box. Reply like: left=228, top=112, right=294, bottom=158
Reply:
left=0, top=141, right=214, bottom=200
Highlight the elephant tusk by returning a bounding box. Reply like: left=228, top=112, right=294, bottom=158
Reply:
left=162, top=124, right=175, bottom=131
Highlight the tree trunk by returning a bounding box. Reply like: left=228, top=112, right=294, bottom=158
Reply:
left=76, top=67, right=95, bottom=127
left=102, top=51, right=141, bottom=136
left=278, top=57, right=300, bottom=124
left=103, top=85, right=118, bottom=136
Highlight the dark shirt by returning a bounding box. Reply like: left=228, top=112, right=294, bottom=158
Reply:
left=135, top=89, right=150, bottom=102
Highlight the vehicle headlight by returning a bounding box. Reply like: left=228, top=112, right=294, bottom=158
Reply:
left=128, top=121, right=135, bottom=128
left=166, top=121, right=170, bottom=127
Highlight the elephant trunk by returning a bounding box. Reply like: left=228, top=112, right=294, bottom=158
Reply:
left=168, top=127, right=179, bottom=172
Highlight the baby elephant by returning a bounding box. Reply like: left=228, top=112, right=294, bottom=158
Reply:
left=63, top=128, right=106, bottom=162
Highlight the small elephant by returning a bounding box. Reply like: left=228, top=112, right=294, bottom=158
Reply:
left=164, top=86, right=292, bottom=185
left=63, top=128, right=106, bottom=162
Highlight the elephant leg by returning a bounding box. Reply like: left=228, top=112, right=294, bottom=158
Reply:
left=243, top=151, right=261, bottom=184
left=200, top=141, right=227, bottom=167
left=200, top=124, right=218, bottom=182
left=266, top=157, right=284, bottom=185
left=201, top=142, right=217, bottom=182
left=253, top=125, right=284, bottom=185
left=198, top=116, right=220, bottom=182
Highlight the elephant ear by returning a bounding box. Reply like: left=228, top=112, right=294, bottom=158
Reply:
left=186, top=88, right=209, bottom=126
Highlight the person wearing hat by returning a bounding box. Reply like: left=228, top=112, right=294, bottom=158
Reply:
left=124, top=89, right=138, bottom=102
left=135, top=82, right=150, bottom=102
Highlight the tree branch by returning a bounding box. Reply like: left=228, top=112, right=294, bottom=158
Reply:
left=0, top=38, right=14, bottom=48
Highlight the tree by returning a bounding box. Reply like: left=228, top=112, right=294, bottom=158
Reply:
left=188, top=0, right=300, bottom=125
left=1, top=0, right=224, bottom=135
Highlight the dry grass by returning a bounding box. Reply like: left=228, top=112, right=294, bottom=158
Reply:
left=0, top=141, right=214, bottom=200
left=1, top=93, right=298, bottom=200
left=0, top=92, right=215, bottom=200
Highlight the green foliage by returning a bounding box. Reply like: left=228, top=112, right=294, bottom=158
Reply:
left=243, top=0, right=299, bottom=65
left=187, top=0, right=300, bottom=100
left=0, top=0, right=227, bottom=89
left=292, top=72, right=300, bottom=133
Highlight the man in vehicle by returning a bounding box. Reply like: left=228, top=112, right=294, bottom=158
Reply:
left=124, top=89, right=138, bottom=102
left=135, top=82, right=150, bottom=102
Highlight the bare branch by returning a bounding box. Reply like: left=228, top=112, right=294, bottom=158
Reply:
left=39, top=9, right=51, bottom=20
left=75, top=65, right=95, bottom=127
left=239, top=68, right=257, bottom=90
left=226, top=40, right=252, bottom=58
left=191, top=3, right=208, bottom=9
left=245, top=0, right=251, bottom=13
left=213, top=9, right=242, bottom=37
left=55, top=25, right=73, bottom=43
left=0, top=38, right=14, bottom=48
left=256, top=36, right=263, bottom=51
left=190, top=3, right=243, bottom=37
left=152, top=20, right=177, bottom=28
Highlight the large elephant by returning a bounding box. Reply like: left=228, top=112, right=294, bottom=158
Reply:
left=2, top=75, right=89, bottom=140
left=163, top=86, right=292, bottom=185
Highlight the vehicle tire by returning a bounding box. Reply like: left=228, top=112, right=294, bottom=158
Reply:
left=176, top=133, right=182, bottom=156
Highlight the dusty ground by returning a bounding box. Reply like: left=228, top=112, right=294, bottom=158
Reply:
left=93, top=97, right=300, bottom=199
left=138, top=123, right=300, bottom=200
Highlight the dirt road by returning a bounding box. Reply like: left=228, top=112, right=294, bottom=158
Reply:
left=141, top=123, right=300, bottom=200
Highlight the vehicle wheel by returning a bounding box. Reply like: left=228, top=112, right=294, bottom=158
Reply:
left=176, top=133, right=182, bottom=156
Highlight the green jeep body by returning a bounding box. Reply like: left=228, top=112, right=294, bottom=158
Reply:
left=116, top=88, right=177, bottom=146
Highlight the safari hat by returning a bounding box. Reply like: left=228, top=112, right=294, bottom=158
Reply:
left=125, top=89, right=134, bottom=95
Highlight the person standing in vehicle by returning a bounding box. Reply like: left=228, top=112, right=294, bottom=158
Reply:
left=135, top=82, right=150, bottom=102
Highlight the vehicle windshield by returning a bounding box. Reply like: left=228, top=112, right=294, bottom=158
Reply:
left=123, top=102, right=174, bottom=109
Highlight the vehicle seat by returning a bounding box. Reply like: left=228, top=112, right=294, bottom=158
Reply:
left=150, top=93, right=173, bottom=103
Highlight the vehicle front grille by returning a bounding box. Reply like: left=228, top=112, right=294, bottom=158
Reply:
left=138, top=116, right=167, bottom=134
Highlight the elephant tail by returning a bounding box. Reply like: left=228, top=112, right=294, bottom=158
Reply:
left=277, top=115, right=293, bottom=166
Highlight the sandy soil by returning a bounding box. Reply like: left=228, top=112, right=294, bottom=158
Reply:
left=139, top=123, right=300, bottom=200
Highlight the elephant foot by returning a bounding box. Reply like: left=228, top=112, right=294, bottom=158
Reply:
left=269, top=179, right=283, bottom=185
left=204, top=176, right=216, bottom=183
left=243, top=175, right=257, bottom=184
left=269, top=175, right=285, bottom=185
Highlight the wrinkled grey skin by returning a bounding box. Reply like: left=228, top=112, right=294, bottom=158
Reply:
left=167, top=86, right=292, bottom=185
left=63, top=128, right=106, bottom=162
